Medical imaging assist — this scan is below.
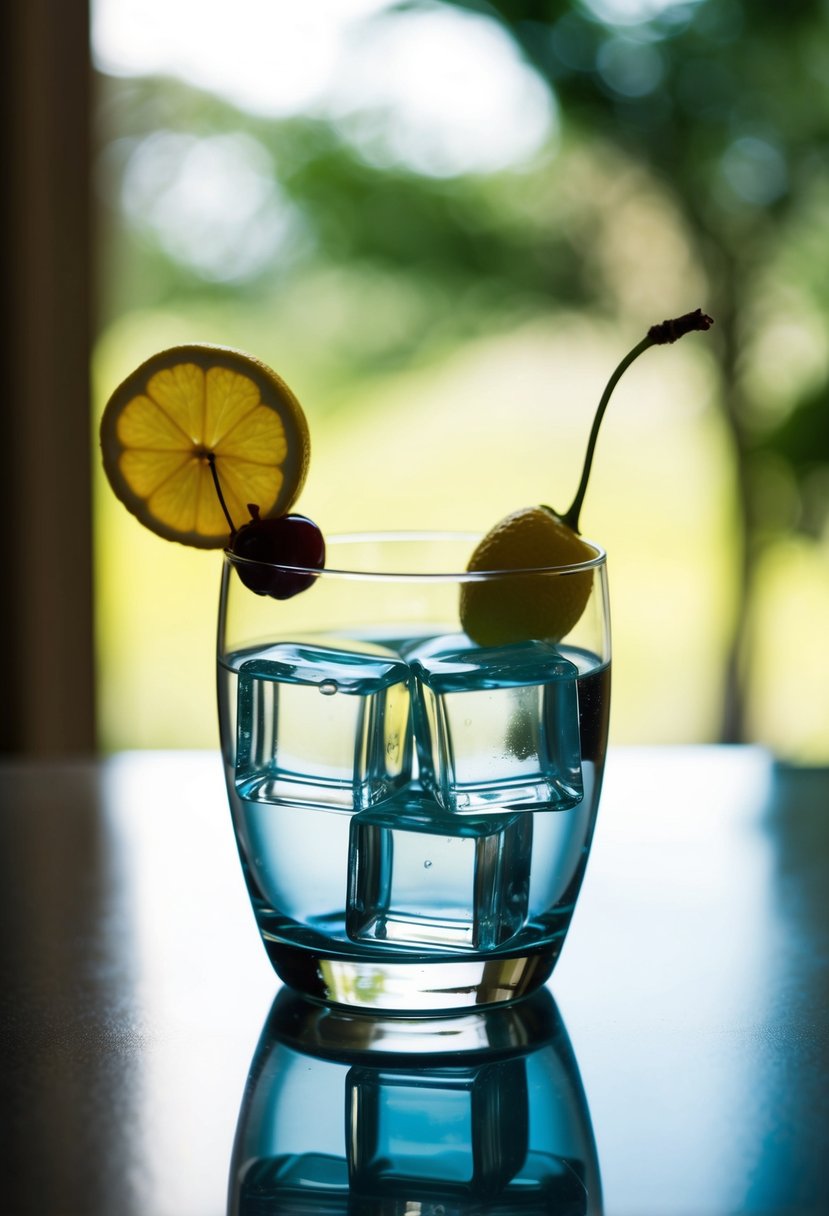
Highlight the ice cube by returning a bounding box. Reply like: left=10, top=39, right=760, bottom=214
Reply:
left=346, top=789, right=532, bottom=951
left=236, top=643, right=413, bottom=811
left=408, top=636, right=583, bottom=814
left=346, top=1057, right=528, bottom=1197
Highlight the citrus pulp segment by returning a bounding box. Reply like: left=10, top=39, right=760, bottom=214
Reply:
left=99, top=345, right=310, bottom=549
left=460, top=506, right=597, bottom=646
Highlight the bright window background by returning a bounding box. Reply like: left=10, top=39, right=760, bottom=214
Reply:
left=91, top=0, right=829, bottom=759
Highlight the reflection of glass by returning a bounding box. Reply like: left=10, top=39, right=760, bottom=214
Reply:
left=228, top=987, right=602, bottom=1215
left=218, top=534, right=610, bottom=1013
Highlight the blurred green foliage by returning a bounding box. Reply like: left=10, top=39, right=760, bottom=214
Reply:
left=94, top=0, right=829, bottom=748
left=440, top=0, right=829, bottom=736
left=96, top=80, right=599, bottom=376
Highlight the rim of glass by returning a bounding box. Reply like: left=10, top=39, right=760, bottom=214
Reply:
left=223, top=530, right=607, bottom=582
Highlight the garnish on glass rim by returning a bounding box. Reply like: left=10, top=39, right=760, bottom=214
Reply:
left=460, top=309, right=714, bottom=646
left=99, top=343, right=326, bottom=598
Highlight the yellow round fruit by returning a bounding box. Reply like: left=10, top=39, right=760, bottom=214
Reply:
left=460, top=506, right=598, bottom=646
left=100, top=344, right=310, bottom=549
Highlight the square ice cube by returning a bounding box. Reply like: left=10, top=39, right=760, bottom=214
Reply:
left=236, top=643, right=413, bottom=811
left=347, top=790, right=532, bottom=951
left=409, top=636, right=583, bottom=813
left=346, top=1058, right=528, bottom=1196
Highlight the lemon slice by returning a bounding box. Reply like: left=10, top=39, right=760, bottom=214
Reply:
left=100, top=344, right=310, bottom=549
left=458, top=313, right=716, bottom=646
left=460, top=506, right=597, bottom=646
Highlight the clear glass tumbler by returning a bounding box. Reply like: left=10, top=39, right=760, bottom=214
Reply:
left=217, top=533, right=610, bottom=1013
left=228, top=987, right=603, bottom=1214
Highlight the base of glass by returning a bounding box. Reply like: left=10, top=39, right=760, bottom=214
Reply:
left=266, top=940, right=560, bottom=1014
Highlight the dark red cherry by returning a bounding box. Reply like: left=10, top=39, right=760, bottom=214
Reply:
left=230, top=506, right=325, bottom=599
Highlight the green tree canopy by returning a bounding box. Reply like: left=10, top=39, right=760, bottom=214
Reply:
left=95, top=0, right=829, bottom=743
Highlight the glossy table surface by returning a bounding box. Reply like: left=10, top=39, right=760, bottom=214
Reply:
left=1, top=747, right=827, bottom=1216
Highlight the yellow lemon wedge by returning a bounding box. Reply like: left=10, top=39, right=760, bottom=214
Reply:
left=99, top=344, right=310, bottom=548
left=460, top=506, right=597, bottom=646
left=459, top=311, right=715, bottom=646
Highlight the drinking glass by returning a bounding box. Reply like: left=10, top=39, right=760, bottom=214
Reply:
left=217, top=532, right=610, bottom=1013
left=228, top=986, right=602, bottom=1214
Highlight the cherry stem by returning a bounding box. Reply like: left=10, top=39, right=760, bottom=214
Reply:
left=558, top=309, right=714, bottom=533
left=206, top=454, right=237, bottom=537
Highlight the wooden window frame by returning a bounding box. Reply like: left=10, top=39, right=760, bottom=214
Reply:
left=1, top=0, right=95, bottom=752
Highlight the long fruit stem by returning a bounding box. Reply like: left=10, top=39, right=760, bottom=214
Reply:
left=559, top=309, right=714, bottom=533
left=207, top=453, right=237, bottom=536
